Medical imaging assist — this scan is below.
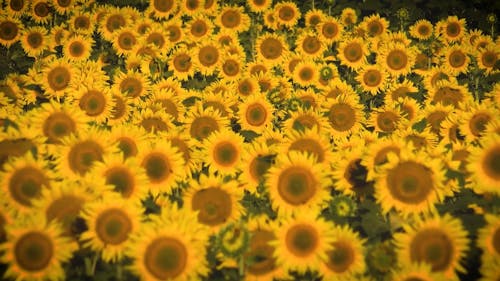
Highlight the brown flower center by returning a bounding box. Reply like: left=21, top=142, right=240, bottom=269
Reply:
left=328, top=103, right=356, bottom=132
left=213, top=141, right=239, bottom=167
left=9, top=166, right=48, bottom=207
left=79, top=90, right=106, bottom=116
left=68, top=140, right=104, bottom=175
left=96, top=208, right=132, bottom=245
left=245, top=229, right=277, bottom=275
left=260, top=37, right=283, bottom=60
left=376, top=111, right=399, bottom=132
left=15, top=231, right=53, bottom=271
left=153, top=0, right=174, bottom=12
left=325, top=240, right=355, bottom=273
left=245, top=103, right=267, bottom=127
left=0, top=20, right=19, bottom=41
left=386, top=49, right=408, bottom=71
left=105, top=167, right=135, bottom=198
left=302, top=35, right=321, bottom=55
left=42, top=112, right=76, bottom=143
left=386, top=161, right=433, bottom=204
left=285, top=224, right=318, bottom=257
left=482, top=144, right=500, bottom=181
left=119, top=77, right=142, bottom=98
left=289, top=138, right=325, bottom=163
left=46, top=195, right=84, bottom=236
left=145, top=237, right=187, bottom=280
left=142, top=152, right=171, bottom=183
left=198, top=45, right=219, bottom=67
left=47, top=66, right=71, bottom=92
left=191, top=187, right=232, bottom=226
left=344, top=42, right=362, bottom=62
left=410, top=228, right=453, bottom=271
left=221, top=10, right=241, bottom=28
left=278, top=166, right=316, bottom=205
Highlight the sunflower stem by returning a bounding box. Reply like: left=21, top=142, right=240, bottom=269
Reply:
left=116, top=262, right=123, bottom=281
left=474, top=76, right=480, bottom=102
left=85, top=252, right=99, bottom=276
left=238, top=256, right=245, bottom=277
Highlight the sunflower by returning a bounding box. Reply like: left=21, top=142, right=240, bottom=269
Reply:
left=318, top=225, right=366, bottom=280
left=441, top=44, right=471, bottom=75
left=476, top=44, right=499, bottom=74
left=133, top=107, right=174, bottom=133
left=304, top=8, right=326, bottom=27
left=147, top=0, right=177, bottom=19
left=51, top=0, right=75, bottom=15
left=409, top=19, right=434, bottom=40
left=421, top=66, right=454, bottom=92
left=5, top=0, right=29, bottom=18
left=164, top=20, right=183, bottom=45
left=361, top=136, right=405, bottom=181
left=108, top=92, right=133, bottom=126
left=274, top=1, right=301, bottom=28
left=69, top=10, right=95, bottom=35
left=436, top=15, right=467, bottom=44
left=247, top=0, right=272, bottom=13
left=30, top=0, right=52, bottom=25
left=317, top=16, right=343, bottom=46
left=244, top=216, right=285, bottom=281
left=186, top=15, right=213, bottom=43
left=98, top=7, right=131, bottom=41
left=80, top=194, right=142, bottom=263
left=220, top=54, right=244, bottom=81
left=374, top=147, right=447, bottom=217
left=394, top=213, right=469, bottom=279
left=113, top=70, right=150, bottom=100
left=266, top=151, right=329, bottom=217
left=459, top=102, right=497, bottom=143
left=295, top=31, right=326, bottom=59
left=179, top=0, right=204, bottom=16
left=189, top=41, right=219, bottom=75
left=340, top=7, right=358, bottom=26
left=337, top=37, right=369, bottom=70
left=125, top=210, right=209, bottom=281
left=477, top=214, right=500, bottom=265
left=362, top=13, right=389, bottom=38
left=356, top=65, right=388, bottom=95
left=74, top=85, right=113, bottom=124
left=292, top=60, right=319, bottom=88
left=479, top=258, right=500, bottom=281
left=430, top=79, right=472, bottom=108
left=199, top=129, right=244, bottom=176
left=0, top=214, right=78, bottom=281
left=0, top=152, right=52, bottom=214
left=20, top=26, right=50, bottom=58
left=392, top=263, right=446, bottom=281
left=183, top=174, right=244, bottom=232
left=111, top=27, right=138, bottom=57
left=331, top=145, right=373, bottom=198
left=256, top=33, right=289, bottom=67
left=182, top=104, right=229, bottom=142
left=31, top=180, right=90, bottom=238
left=281, top=127, right=333, bottom=166
left=137, top=139, right=184, bottom=196
left=384, top=79, right=419, bottom=103
left=109, top=124, right=150, bottom=160
left=146, top=88, right=185, bottom=122
left=30, top=100, right=88, bottom=145
left=41, top=58, right=75, bottom=100
left=393, top=97, right=421, bottom=124
left=368, top=105, right=404, bottom=134
left=62, top=34, right=93, bottom=62
left=236, top=94, right=273, bottom=133
left=283, top=107, right=329, bottom=133
left=0, top=16, right=23, bottom=47
left=217, top=6, right=251, bottom=33
left=377, top=42, right=416, bottom=76
left=271, top=210, right=334, bottom=274
left=55, top=127, right=113, bottom=179
left=236, top=75, right=260, bottom=98
left=168, top=47, right=197, bottom=81
left=238, top=142, right=275, bottom=193
left=88, top=152, right=149, bottom=203
left=466, top=134, right=500, bottom=195
left=323, top=94, right=364, bottom=140
left=161, top=128, right=200, bottom=176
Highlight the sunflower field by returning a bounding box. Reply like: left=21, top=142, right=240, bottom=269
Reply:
left=0, top=0, right=499, bottom=280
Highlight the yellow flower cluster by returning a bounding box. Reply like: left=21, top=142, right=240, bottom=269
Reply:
left=0, top=0, right=499, bottom=280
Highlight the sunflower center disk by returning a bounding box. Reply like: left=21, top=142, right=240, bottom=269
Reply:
left=410, top=228, right=453, bottom=271
left=278, top=167, right=316, bottom=205
left=286, top=224, right=318, bottom=257
left=326, top=241, right=355, bottom=273
left=145, top=237, right=187, bottom=280
left=387, top=161, right=433, bottom=204
left=15, top=232, right=53, bottom=272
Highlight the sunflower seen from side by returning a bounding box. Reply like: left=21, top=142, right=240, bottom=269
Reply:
left=466, top=134, right=500, bottom=195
